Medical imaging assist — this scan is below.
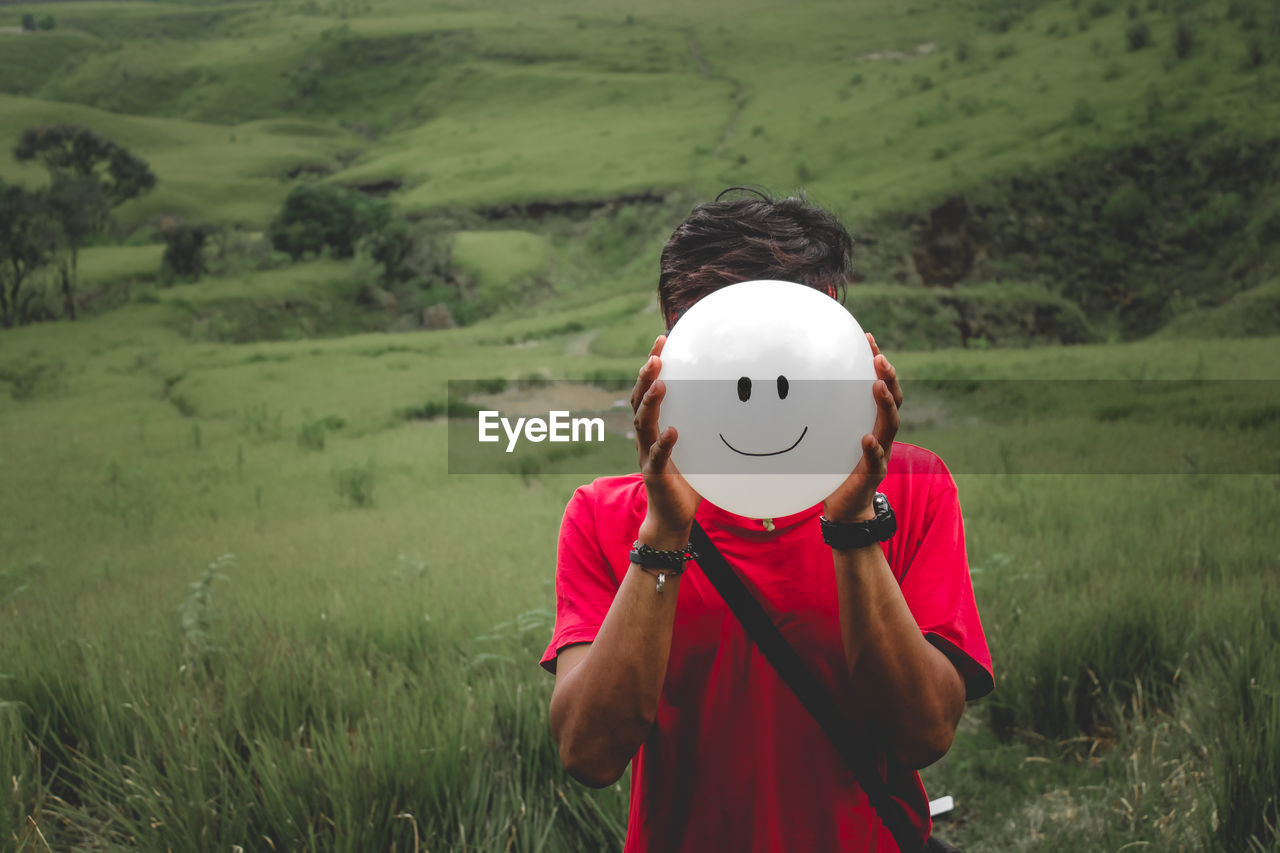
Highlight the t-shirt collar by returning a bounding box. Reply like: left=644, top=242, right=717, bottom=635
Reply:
left=696, top=498, right=823, bottom=536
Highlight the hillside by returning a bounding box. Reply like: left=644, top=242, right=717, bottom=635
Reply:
left=3, top=0, right=1277, bottom=219
left=2, top=0, right=1278, bottom=347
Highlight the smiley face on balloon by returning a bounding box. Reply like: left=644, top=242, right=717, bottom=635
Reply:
left=656, top=280, right=878, bottom=519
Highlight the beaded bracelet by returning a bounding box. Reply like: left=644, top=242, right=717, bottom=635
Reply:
left=630, top=541, right=697, bottom=593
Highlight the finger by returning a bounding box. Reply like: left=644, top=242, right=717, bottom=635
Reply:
left=651, top=334, right=667, bottom=358
left=874, top=354, right=904, bottom=409
left=630, top=354, right=660, bottom=414
left=870, top=379, right=900, bottom=452
left=647, top=426, right=678, bottom=473
left=866, top=332, right=881, bottom=358
left=633, top=378, right=666, bottom=458
left=862, top=432, right=888, bottom=478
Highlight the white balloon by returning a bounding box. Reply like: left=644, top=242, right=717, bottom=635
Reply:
left=657, top=280, right=878, bottom=519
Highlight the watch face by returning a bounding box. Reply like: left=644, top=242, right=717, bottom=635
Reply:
left=873, top=493, right=889, bottom=515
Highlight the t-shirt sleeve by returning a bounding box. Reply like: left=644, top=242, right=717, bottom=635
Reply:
left=539, top=484, right=622, bottom=673
left=897, top=467, right=995, bottom=700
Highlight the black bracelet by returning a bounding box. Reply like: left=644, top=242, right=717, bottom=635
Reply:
left=819, top=493, right=897, bottom=550
left=630, top=541, right=697, bottom=570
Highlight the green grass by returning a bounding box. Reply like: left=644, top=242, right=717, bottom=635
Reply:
left=452, top=230, right=551, bottom=289
left=76, top=244, right=165, bottom=289
left=3, top=0, right=1280, bottom=849
left=2, top=278, right=1279, bottom=848
left=0, top=29, right=102, bottom=95
left=1158, top=277, right=1280, bottom=339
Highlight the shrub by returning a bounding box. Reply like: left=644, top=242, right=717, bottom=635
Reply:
left=297, top=419, right=328, bottom=451
left=20, top=13, right=34, bottom=30
left=170, top=393, right=197, bottom=417
left=1069, top=97, right=1097, bottom=125
left=241, top=402, right=283, bottom=441
left=398, top=400, right=447, bottom=421
left=358, top=219, right=414, bottom=282
left=1143, top=84, right=1165, bottom=122
left=0, top=358, right=65, bottom=401
left=161, top=222, right=211, bottom=281
left=36, top=15, right=53, bottom=30
left=954, top=38, right=972, bottom=61
left=1173, top=17, right=1194, bottom=58
left=1101, top=183, right=1151, bottom=236
left=1187, top=191, right=1247, bottom=239
left=1127, top=18, right=1152, bottom=49
left=206, top=229, right=289, bottom=277
left=1243, top=34, right=1265, bottom=66
left=333, top=459, right=375, bottom=507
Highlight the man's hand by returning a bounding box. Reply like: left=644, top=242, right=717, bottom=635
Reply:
left=631, top=335, right=701, bottom=541
left=822, top=333, right=903, bottom=522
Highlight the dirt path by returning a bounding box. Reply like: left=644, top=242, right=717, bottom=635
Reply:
left=857, top=41, right=937, bottom=62
left=566, top=329, right=598, bottom=357
left=687, top=30, right=745, bottom=161
left=687, top=31, right=710, bottom=78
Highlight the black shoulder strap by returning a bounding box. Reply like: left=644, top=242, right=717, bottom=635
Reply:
left=689, top=521, right=923, bottom=853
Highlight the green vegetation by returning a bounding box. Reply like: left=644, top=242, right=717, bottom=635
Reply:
left=1, top=0, right=1279, bottom=849
left=268, top=183, right=389, bottom=261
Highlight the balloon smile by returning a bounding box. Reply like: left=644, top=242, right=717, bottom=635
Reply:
left=719, top=426, right=809, bottom=457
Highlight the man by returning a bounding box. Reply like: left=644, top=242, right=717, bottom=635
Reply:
left=540, top=190, right=993, bottom=852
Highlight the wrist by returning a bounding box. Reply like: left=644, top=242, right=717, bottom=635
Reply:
left=638, top=516, right=693, bottom=550
left=821, top=493, right=897, bottom=550
left=821, top=501, right=877, bottom=524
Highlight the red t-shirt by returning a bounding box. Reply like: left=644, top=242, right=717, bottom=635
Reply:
left=540, top=442, right=993, bottom=853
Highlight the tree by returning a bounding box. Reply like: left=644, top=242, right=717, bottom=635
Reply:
left=268, top=183, right=386, bottom=261
left=20, top=13, right=35, bottom=31
left=44, top=176, right=110, bottom=319
left=0, top=181, right=57, bottom=328
left=14, top=126, right=156, bottom=319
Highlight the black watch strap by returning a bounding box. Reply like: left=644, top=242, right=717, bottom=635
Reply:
left=820, top=493, right=897, bottom=550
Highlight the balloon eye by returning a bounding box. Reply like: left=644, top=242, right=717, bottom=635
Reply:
left=777, top=375, right=789, bottom=400
left=737, top=376, right=752, bottom=402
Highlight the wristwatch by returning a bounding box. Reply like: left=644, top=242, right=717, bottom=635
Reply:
left=820, top=493, right=897, bottom=550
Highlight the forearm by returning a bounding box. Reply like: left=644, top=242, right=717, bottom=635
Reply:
left=549, top=520, right=687, bottom=787
left=834, top=545, right=965, bottom=769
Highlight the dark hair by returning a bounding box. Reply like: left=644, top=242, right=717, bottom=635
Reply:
left=658, top=187, right=855, bottom=329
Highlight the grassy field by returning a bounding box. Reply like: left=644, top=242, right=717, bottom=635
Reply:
left=2, top=0, right=1280, bottom=849
left=2, top=298, right=1277, bottom=849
